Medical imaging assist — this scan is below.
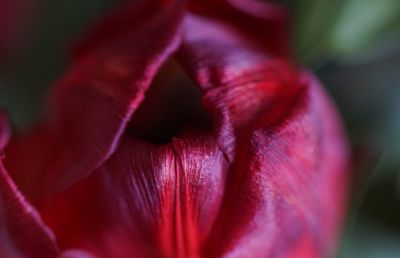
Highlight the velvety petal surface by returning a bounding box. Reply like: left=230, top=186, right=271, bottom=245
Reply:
left=177, top=6, right=348, bottom=257
left=179, top=12, right=301, bottom=159
left=4, top=1, right=349, bottom=258
left=188, top=0, right=289, bottom=57
left=41, top=134, right=227, bottom=258
left=202, top=75, right=348, bottom=258
left=39, top=71, right=348, bottom=258
left=0, top=113, right=59, bottom=258
left=5, top=0, right=184, bottom=199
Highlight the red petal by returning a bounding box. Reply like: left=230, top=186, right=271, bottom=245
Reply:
left=39, top=76, right=348, bottom=258
left=0, top=113, right=10, bottom=149
left=4, top=2, right=349, bottom=257
left=0, top=114, right=59, bottom=258
left=178, top=13, right=302, bottom=159
left=203, top=75, right=349, bottom=258
left=178, top=10, right=348, bottom=256
left=41, top=134, right=227, bottom=258
left=5, top=0, right=184, bottom=197
left=188, top=0, right=289, bottom=56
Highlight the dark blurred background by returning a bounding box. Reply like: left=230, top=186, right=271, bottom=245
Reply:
left=0, top=1, right=399, bottom=257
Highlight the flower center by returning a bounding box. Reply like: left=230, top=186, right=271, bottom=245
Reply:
left=128, top=59, right=212, bottom=144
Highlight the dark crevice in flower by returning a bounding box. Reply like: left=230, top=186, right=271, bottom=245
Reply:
left=127, top=59, right=213, bottom=145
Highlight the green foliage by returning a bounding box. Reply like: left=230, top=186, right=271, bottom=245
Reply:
left=292, top=0, right=346, bottom=64
left=294, top=0, right=400, bottom=64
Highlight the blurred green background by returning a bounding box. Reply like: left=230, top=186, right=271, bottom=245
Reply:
left=0, top=0, right=399, bottom=257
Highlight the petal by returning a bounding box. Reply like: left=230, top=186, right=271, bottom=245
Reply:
left=176, top=10, right=348, bottom=255
left=5, top=0, right=184, bottom=197
left=188, top=0, right=289, bottom=56
left=61, top=249, right=97, bottom=258
left=0, top=113, right=59, bottom=258
left=38, top=76, right=348, bottom=258
left=0, top=112, right=10, bottom=149
left=41, top=134, right=227, bottom=258
left=203, top=75, right=349, bottom=258
left=2, top=2, right=349, bottom=258
left=178, top=13, right=302, bottom=159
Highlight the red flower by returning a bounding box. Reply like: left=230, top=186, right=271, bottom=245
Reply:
left=0, top=0, right=349, bottom=258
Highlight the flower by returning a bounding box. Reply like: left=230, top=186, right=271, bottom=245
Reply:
left=0, top=0, right=349, bottom=258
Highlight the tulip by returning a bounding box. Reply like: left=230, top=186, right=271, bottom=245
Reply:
left=0, top=0, right=349, bottom=258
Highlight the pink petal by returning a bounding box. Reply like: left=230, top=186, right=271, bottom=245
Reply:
left=5, top=0, right=184, bottom=197
left=0, top=113, right=59, bottom=258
